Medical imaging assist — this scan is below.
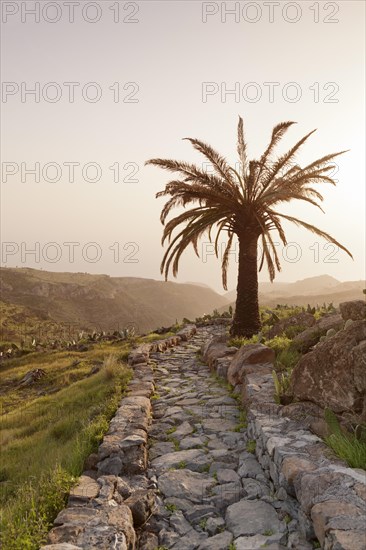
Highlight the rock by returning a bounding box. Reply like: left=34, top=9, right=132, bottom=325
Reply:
left=281, top=456, right=317, bottom=494
left=234, top=535, right=274, bottom=549
left=291, top=320, right=366, bottom=413
left=174, top=421, right=194, bottom=437
left=151, top=449, right=204, bottom=473
left=216, top=469, right=240, bottom=484
left=325, top=528, right=366, bottom=550
left=216, top=358, right=232, bottom=380
left=292, top=313, right=344, bottom=353
left=124, top=489, right=155, bottom=527
left=310, top=500, right=365, bottom=547
left=340, top=300, right=366, bottom=321
left=167, top=528, right=208, bottom=548
left=169, top=510, right=192, bottom=535
left=280, top=402, right=329, bottom=438
left=227, top=344, right=275, bottom=386
left=180, top=436, right=206, bottom=450
left=294, top=470, right=348, bottom=516
left=176, top=325, right=197, bottom=341
left=225, top=500, right=281, bottom=537
left=138, top=531, right=159, bottom=550
left=41, top=546, right=82, bottom=550
left=116, top=477, right=132, bottom=499
left=201, top=335, right=237, bottom=370
left=268, top=312, right=315, bottom=339
left=197, top=530, right=233, bottom=549
left=205, top=516, right=225, bottom=536
left=202, top=418, right=237, bottom=433
left=238, top=457, right=264, bottom=479
left=185, top=504, right=216, bottom=523
left=67, top=473, right=99, bottom=505
left=97, top=456, right=123, bottom=476
left=242, top=478, right=270, bottom=499
left=158, top=470, right=216, bottom=503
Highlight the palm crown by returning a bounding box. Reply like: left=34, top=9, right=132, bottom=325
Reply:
left=146, top=117, right=352, bottom=292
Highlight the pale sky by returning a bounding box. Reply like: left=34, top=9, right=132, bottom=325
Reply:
left=1, top=0, right=365, bottom=292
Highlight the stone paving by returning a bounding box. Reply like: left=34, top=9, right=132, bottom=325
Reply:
left=143, top=326, right=297, bottom=550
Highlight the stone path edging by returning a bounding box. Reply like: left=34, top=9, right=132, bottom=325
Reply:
left=203, top=336, right=366, bottom=550
left=40, top=325, right=197, bottom=549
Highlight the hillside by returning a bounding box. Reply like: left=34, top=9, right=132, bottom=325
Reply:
left=0, top=268, right=230, bottom=338
left=223, top=275, right=365, bottom=311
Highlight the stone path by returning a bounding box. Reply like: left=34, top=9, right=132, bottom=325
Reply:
left=142, top=326, right=293, bottom=550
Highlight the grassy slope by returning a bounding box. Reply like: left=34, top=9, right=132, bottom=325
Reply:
left=0, top=341, right=132, bottom=549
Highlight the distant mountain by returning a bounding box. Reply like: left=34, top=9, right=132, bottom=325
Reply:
left=184, top=281, right=215, bottom=290
left=222, top=275, right=365, bottom=311
left=0, top=268, right=229, bottom=336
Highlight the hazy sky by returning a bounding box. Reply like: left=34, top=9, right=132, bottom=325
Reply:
left=1, top=0, right=365, bottom=292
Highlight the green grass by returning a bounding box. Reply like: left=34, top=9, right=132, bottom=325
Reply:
left=168, top=437, right=180, bottom=451
left=0, top=350, right=132, bottom=549
left=272, top=369, right=292, bottom=405
left=246, top=440, right=256, bottom=453
left=165, top=503, right=177, bottom=513
left=324, top=409, right=366, bottom=469
left=275, top=347, right=301, bottom=372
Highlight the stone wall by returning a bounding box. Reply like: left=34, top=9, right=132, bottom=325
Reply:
left=202, top=338, right=366, bottom=550
left=41, top=325, right=197, bottom=550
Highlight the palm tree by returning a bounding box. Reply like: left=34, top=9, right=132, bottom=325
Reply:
left=146, top=118, right=352, bottom=337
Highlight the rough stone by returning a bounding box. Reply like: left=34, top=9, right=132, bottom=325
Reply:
left=158, top=470, right=216, bottom=503
left=310, top=500, right=365, bottom=546
left=151, top=449, right=203, bottom=473
left=325, top=529, right=366, bottom=550
left=291, top=320, right=366, bottom=413
left=124, top=489, right=155, bottom=527
left=226, top=500, right=281, bottom=537
left=340, top=300, right=366, bottom=321
left=268, top=312, right=316, bottom=339
left=197, top=530, right=233, bottom=549
left=227, top=344, right=275, bottom=386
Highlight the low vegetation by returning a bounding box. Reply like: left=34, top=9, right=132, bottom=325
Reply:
left=324, top=409, right=366, bottom=469
left=0, top=345, right=132, bottom=549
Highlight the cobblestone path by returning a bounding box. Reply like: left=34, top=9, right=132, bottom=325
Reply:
left=143, top=326, right=293, bottom=550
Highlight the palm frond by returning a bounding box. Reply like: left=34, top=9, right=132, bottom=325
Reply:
left=237, top=116, right=248, bottom=178
left=270, top=211, right=353, bottom=259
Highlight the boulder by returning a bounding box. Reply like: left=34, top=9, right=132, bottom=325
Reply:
left=227, top=344, right=275, bottom=386
left=340, top=300, right=366, bottom=321
left=201, top=335, right=237, bottom=369
left=268, top=312, right=315, bottom=339
left=291, top=320, right=366, bottom=413
left=291, top=313, right=343, bottom=353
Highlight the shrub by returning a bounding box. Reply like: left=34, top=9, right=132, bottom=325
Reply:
left=265, top=335, right=291, bottom=354
left=228, top=334, right=259, bottom=348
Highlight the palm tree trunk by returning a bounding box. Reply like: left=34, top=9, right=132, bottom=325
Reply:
left=230, top=232, right=261, bottom=337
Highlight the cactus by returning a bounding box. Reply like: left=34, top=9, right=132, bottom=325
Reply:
left=326, top=328, right=337, bottom=338
left=344, top=319, right=354, bottom=329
